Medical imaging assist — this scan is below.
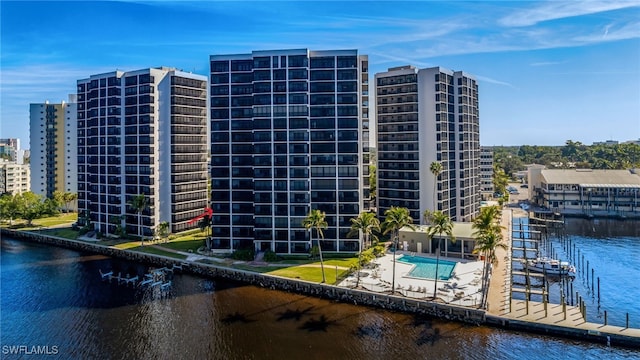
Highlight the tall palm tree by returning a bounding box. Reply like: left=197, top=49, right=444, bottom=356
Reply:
left=348, top=211, right=381, bottom=287
left=472, top=205, right=506, bottom=308
left=426, top=210, right=455, bottom=300
left=128, top=193, right=149, bottom=246
left=382, top=206, right=416, bottom=294
left=472, top=206, right=503, bottom=239
left=303, top=209, right=328, bottom=283
left=429, top=161, right=443, bottom=212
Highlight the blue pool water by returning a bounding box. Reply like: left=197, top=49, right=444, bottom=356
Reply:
left=398, top=255, right=457, bottom=280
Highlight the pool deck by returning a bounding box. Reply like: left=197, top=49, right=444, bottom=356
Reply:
left=338, top=251, right=485, bottom=307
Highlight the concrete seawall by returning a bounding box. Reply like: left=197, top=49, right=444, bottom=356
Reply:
left=3, top=228, right=639, bottom=349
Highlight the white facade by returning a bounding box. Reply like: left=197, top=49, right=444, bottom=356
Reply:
left=376, top=66, right=480, bottom=223
left=0, top=160, right=30, bottom=194
left=29, top=96, right=77, bottom=198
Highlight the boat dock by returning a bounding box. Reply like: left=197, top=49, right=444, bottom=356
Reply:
left=98, top=264, right=186, bottom=291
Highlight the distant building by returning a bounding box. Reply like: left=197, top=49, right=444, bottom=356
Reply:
left=210, top=49, right=370, bottom=254
left=375, top=65, right=480, bottom=222
left=592, top=140, right=619, bottom=146
left=622, top=139, right=640, bottom=145
left=0, top=138, right=20, bottom=162
left=0, top=160, right=30, bottom=195
left=480, top=147, right=494, bottom=198
left=77, top=68, right=208, bottom=237
left=528, top=168, right=640, bottom=217
left=29, top=96, right=77, bottom=198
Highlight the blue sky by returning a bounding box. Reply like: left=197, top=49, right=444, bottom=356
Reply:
left=1, top=1, right=639, bottom=148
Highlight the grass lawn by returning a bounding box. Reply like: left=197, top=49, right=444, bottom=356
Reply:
left=40, top=228, right=79, bottom=240
left=268, top=265, right=351, bottom=284
left=33, top=213, right=78, bottom=227
left=160, top=239, right=204, bottom=252
left=112, top=240, right=145, bottom=250
left=3, top=213, right=78, bottom=230
left=130, top=246, right=188, bottom=260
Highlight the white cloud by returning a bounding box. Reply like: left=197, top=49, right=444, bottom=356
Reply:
left=499, top=1, right=640, bottom=27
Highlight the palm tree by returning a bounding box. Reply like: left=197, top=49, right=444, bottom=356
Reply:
left=472, top=205, right=506, bottom=308
left=426, top=210, right=455, bottom=300
left=128, top=193, right=149, bottom=246
left=303, top=209, right=328, bottom=283
left=472, top=206, right=503, bottom=239
left=429, top=161, right=443, bottom=212
left=347, top=211, right=381, bottom=287
left=382, top=207, right=416, bottom=294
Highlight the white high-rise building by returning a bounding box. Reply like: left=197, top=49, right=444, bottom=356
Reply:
left=209, top=49, right=370, bottom=254
left=29, top=96, right=77, bottom=198
left=376, top=65, right=480, bottom=222
left=76, top=68, right=208, bottom=237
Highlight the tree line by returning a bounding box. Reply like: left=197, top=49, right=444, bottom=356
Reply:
left=492, top=141, right=640, bottom=177
left=0, top=191, right=76, bottom=226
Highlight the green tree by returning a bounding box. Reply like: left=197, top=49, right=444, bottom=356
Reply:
left=128, top=193, right=149, bottom=245
left=472, top=205, right=506, bottom=308
left=429, top=161, right=443, bottom=212
left=156, top=221, right=170, bottom=243
left=0, top=193, right=20, bottom=225
left=347, top=211, right=381, bottom=287
left=18, top=192, right=46, bottom=226
left=425, top=210, right=455, bottom=300
left=52, top=191, right=65, bottom=211
left=382, top=206, right=416, bottom=294
left=62, top=192, right=78, bottom=213
left=303, top=209, right=328, bottom=283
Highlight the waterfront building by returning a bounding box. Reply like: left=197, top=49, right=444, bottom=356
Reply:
left=480, top=147, right=494, bottom=199
left=0, top=160, right=30, bottom=194
left=528, top=168, right=640, bottom=217
left=375, top=66, right=480, bottom=223
left=210, top=49, right=370, bottom=254
left=29, top=97, right=77, bottom=199
left=76, top=68, right=208, bottom=237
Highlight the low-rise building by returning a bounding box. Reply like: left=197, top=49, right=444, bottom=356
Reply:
left=398, top=222, right=477, bottom=259
left=528, top=168, right=640, bottom=217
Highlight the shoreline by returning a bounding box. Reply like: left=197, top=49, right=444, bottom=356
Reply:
left=2, top=227, right=639, bottom=349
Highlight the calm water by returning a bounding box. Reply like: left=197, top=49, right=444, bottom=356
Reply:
left=1, top=233, right=639, bottom=359
left=512, top=218, right=640, bottom=328
left=398, top=255, right=456, bottom=280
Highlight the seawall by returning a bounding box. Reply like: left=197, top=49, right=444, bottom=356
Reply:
left=2, top=228, right=639, bottom=349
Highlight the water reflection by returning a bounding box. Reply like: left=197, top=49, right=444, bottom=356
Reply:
left=2, top=237, right=638, bottom=359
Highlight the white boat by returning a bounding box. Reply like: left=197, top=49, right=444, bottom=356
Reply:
left=523, top=257, right=576, bottom=276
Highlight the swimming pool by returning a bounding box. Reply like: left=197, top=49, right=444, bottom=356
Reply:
left=398, top=255, right=457, bottom=280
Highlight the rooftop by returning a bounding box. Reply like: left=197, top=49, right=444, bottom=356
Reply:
left=541, top=169, right=640, bottom=187
left=400, top=222, right=475, bottom=239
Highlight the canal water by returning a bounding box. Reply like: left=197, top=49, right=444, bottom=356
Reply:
left=1, top=231, right=639, bottom=359
left=512, top=218, right=640, bottom=329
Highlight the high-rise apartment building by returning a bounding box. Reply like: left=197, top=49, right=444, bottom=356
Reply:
left=210, top=49, right=370, bottom=254
left=76, top=67, right=208, bottom=237
left=29, top=97, right=77, bottom=198
left=376, top=65, right=480, bottom=222
left=480, top=147, right=494, bottom=198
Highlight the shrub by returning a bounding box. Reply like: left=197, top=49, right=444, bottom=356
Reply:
left=231, top=248, right=255, bottom=261
left=263, top=250, right=278, bottom=262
